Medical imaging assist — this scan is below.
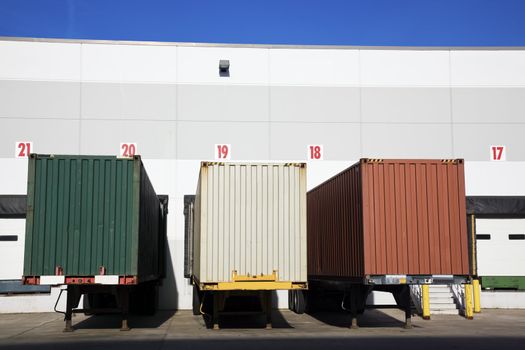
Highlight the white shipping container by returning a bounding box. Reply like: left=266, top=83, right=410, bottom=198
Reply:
left=193, top=162, right=307, bottom=288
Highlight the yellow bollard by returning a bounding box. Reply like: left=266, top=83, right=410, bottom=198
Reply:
left=422, top=284, right=430, bottom=320
left=473, top=279, right=481, bottom=313
left=465, top=284, right=474, bottom=320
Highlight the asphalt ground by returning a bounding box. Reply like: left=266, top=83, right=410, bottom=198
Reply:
left=0, top=309, right=523, bottom=350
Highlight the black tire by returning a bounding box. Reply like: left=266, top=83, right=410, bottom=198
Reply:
left=140, top=283, right=158, bottom=316
left=288, top=290, right=296, bottom=312
left=294, top=290, right=306, bottom=314
left=85, top=293, right=117, bottom=315
left=130, top=282, right=158, bottom=315
left=83, top=293, right=93, bottom=315
left=304, top=290, right=315, bottom=313
left=192, top=284, right=201, bottom=315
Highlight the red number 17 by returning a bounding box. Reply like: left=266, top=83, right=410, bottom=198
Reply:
left=491, top=146, right=504, bottom=161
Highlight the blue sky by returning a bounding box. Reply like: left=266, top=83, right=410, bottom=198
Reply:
left=1, top=0, right=524, bottom=46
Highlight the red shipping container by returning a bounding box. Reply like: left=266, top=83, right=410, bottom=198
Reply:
left=308, top=159, right=469, bottom=279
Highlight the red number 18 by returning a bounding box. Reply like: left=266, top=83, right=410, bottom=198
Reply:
left=309, top=145, right=322, bottom=160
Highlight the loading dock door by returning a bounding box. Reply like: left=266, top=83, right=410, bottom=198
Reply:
left=476, top=218, right=525, bottom=277
left=0, top=219, right=25, bottom=280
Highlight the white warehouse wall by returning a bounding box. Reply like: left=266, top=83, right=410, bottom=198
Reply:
left=1, top=39, right=524, bottom=312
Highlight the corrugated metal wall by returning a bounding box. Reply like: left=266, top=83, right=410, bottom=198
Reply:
left=195, top=162, right=307, bottom=283
left=308, top=159, right=469, bottom=280
left=361, top=160, right=469, bottom=275
left=24, top=155, right=165, bottom=280
left=24, top=155, right=140, bottom=277
left=4, top=39, right=520, bottom=309
left=137, top=162, right=163, bottom=282
left=308, top=163, right=364, bottom=278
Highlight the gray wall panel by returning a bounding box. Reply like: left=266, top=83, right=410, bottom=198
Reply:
left=270, top=86, right=360, bottom=122
left=81, top=83, right=176, bottom=120
left=361, top=87, right=451, bottom=123
left=270, top=123, right=360, bottom=160
left=452, top=88, right=525, bottom=123
left=0, top=80, right=80, bottom=119
left=0, top=118, right=80, bottom=156
left=178, top=84, right=268, bottom=122
left=362, top=123, right=453, bottom=158
left=3, top=82, right=525, bottom=161
left=177, top=121, right=269, bottom=160
left=80, top=120, right=176, bottom=158
left=453, top=124, right=525, bottom=161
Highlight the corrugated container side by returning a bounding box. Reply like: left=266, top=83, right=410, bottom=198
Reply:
left=194, top=162, right=307, bottom=284
left=23, top=155, right=162, bottom=282
left=183, top=195, right=195, bottom=278
left=308, top=163, right=364, bottom=278
left=361, top=160, right=469, bottom=275
left=137, top=162, right=163, bottom=282
left=307, top=159, right=469, bottom=280
left=193, top=172, right=203, bottom=283
left=157, top=195, right=169, bottom=279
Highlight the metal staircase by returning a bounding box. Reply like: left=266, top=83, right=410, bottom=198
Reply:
left=428, top=285, right=459, bottom=315
left=410, top=284, right=462, bottom=316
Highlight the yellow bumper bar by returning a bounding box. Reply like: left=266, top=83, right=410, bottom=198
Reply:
left=196, top=270, right=307, bottom=291
left=200, top=281, right=307, bottom=291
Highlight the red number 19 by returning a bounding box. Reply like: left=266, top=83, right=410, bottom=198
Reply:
left=217, top=144, right=229, bottom=159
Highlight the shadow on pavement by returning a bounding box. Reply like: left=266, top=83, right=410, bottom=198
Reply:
left=308, top=309, right=414, bottom=329
left=201, top=310, right=293, bottom=329
left=72, top=310, right=176, bottom=330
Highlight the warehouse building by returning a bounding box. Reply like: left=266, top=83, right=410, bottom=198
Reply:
left=0, top=37, right=524, bottom=312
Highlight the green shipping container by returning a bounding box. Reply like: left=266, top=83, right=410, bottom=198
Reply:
left=23, top=154, right=164, bottom=284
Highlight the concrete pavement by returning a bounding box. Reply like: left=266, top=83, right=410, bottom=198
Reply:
left=0, top=309, right=523, bottom=349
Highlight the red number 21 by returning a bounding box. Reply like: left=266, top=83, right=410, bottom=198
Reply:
left=17, top=142, right=31, bottom=158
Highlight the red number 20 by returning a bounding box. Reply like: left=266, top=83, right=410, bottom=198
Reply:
left=121, top=144, right=136, bottom=157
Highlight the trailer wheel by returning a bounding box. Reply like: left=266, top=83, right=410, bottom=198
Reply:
left=141, top=283, right=158, bottom=316
left=304, top=290, right=316, bottom=313
left=130, top=282, right=158, bottom=315
left=294, top=290, right=306, bottom=314
left=289, top=290, right=305, bottom=314
left=85, top=293, right=116, bottom=315
left=192, top=285, right=201, bottom=315
left=83, top=293, right=93, bottom=315
left=288, top=290, right=295, bottom=312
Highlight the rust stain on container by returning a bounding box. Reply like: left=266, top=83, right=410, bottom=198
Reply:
left=308, top=159, right=469, bottom=278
